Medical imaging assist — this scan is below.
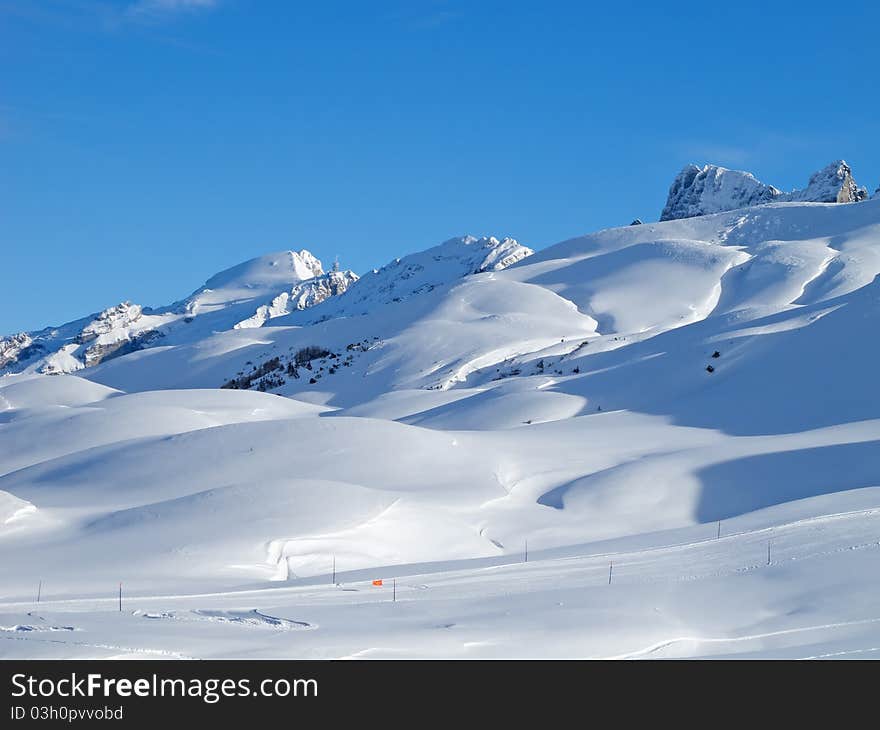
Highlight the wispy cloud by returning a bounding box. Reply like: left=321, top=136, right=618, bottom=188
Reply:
left=673, top=129, right=820, bottom=172
left=0, top=0, right=220, bottom=29
left=409, top=10, right=460, bottom=30
left=125, top=0, right=218, bottom=20
left=382, top=1, right=462, bottom=32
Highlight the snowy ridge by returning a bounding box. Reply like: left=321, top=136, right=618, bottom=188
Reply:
left=183, top=249, right=324, bottom=315
left=291, top=235, right=534, bottom=323
left=0, top=249, right=347, bottom=375
left=0, top=333, right=36, bottom=369
left=76, top=302, right=143, bottom=343
left=0, top=237, right=528, bottom=375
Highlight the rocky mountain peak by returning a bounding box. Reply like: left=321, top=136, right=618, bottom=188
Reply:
left=787, top=160, right=869, bottom=204
left=0, top=332, right=37, bottom=369
left=660, top=160, right=871, bottom=221
left=295, top=249, right=325, bottom=279
left=75, top=302, right=143, bottom=344
left=465, top=236, right=534, bottom=273
left=660, top=164, right=782, bottom=221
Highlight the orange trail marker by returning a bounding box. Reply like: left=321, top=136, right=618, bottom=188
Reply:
left=372, top=579, right=383, bottom=586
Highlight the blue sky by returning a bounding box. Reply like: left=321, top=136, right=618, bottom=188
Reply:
left=2, top=0, right=878, bottom=333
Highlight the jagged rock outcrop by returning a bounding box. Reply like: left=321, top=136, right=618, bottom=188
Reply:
left=234, top=269, right=359, bottom=329
left=0, top=333, right=39, bottom=369
left=62, top=301, right=149, bottom=368
left=2, top=305, right=164, bottom=374
left=660, top=160, right=870, bottom=221
left=82, top=330, right=162, bottom=367
left=470, top=236, right=533, bottom=272
left=786, top=161, right=868, bottom=204
left=75, top=302, right=143, bottom=344
left=288, top=269, right=358, bottom=311
left=295, top=250, right=324, bottom=279
left=660, top=164, right=782, bottom=221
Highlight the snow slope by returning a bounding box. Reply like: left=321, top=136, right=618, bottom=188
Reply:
left=1, top=190, right=880, bottom=659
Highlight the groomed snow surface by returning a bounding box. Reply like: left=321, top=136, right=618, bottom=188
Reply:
left=2, top=198, right=880, bottom=658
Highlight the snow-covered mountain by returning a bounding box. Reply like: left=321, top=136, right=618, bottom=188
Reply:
left=661, top=160, right=869, bottom=221
left=3, top=163, right=880, bottom=659
left=0, top=238, right=532, bottom=376
left=0, top=249, right=345, bottom=375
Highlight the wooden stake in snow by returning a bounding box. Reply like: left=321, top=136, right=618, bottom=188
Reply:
left=118, top=582, right=122, bottom=612
left=767, top=540, right=771, bottom=566
left=608, top=562, right=613, bottom=585
left=524, top=539, right=528, bottom=564
left=717, top=520, right=721, bottom=539
left=36, top=580, right=42, bottom=604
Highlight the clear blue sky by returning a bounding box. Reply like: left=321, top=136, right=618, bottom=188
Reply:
left=2, top=0, right=878, bottom=333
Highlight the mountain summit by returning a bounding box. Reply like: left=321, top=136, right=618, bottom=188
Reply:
left=786, top=161, right=869, bottom=204
left=660, top=160, right=869, bottom=221
left=660, top=164, right=781, bottom=221
left=0, top=248, right=354, bottom=375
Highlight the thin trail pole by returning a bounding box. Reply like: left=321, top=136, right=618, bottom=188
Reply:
left=118, top=582, right=122, bottom=612
left=767, top=540, right=771, bottom=566
left=36, top=580, right=42, bottom=604
left=332, top=556, right=336, bottom=585
left=524, top=539, right=528, bottom=564
left=393, top=579, right=396, bottom=603
left=717, top=521, right=721, bottom=539
left=608, top=562, right=613, bottom=585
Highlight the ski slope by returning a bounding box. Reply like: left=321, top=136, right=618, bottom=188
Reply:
left=2, top=195, right=880, bottom=658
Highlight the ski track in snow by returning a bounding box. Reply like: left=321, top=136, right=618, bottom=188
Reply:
left=601, top=615, right=880, bottom=660
left=1, top=634, right=193, bottom=659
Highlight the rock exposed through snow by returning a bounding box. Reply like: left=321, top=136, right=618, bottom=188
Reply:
left=234, top=269, right=359, bottom=329
left=0, top=333, right=38, bottom=369
left=661, top=160, right=870, bottom=221
left=76, top=302, right=143, bottom=344
left=660, top=164, right=782, bottom=221
left=291, top=235, right=534, bottom=324
left=786, top=161, right=869, bottom=204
